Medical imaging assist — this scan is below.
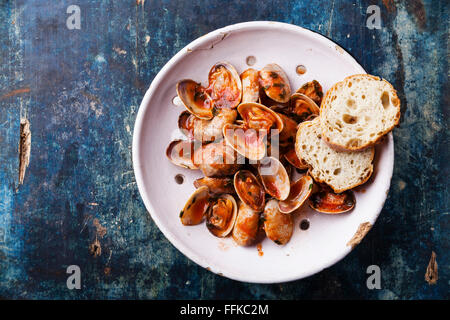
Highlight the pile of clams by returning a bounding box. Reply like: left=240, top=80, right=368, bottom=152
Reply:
left=167, top=62, right=356, bottom=247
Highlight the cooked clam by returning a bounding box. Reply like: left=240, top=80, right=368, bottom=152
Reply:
left=258, top=156, right=290, bottom=201
left=309, top=184, right=356, bottom=214
left=180, top=109, right=237, bottom=143
left=166, top=140, right=199, bottom=169
left=268, top=103, right=289, bottom=114
left=278, top=175, right=313, bottom=213
left=192, top=108, right=237, bottom=142
left=180, top=186, right=210, bottom=225
left=223, top=123, right=266, bottom=161
left=232, top=202, right=261, bottom=246
left=289, top=93, right=320, bottom=121
left=178, top=111, right=196, bottom=140
left=277, top=113, right=298, bottom=144
left=281, top=155, right=294, bottom=179
left=193, top=140, right=243, bottom=177
left=177, top=79, right=214, bottom=120
left=193, top=177, right=235, bottom=195
left=238, top=102, right=284, bottom=134
left=296, top=80, right=323, bottom=106
left=207, top=62, right=242, bottom=109
left=234, top=170, right=265, bottom=212
left=259, top=88, right=290, bottom=111
left=259, top=63, right=291, bottom=103
left=284, top=147, right=309, bottom=170
left=263, top=199, right=293, bottom=245
left=206, top=194, right=238, bottom=237
left=240, top=68, right=260, bottom=103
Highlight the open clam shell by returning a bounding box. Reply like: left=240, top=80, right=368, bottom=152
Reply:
left=178, top=111, right=196, bottom=140
left=296, top=80, right=323, bottom=106
left=263, top=199, right=293, bottom=245
left=206, top=194, right=238, bottom=237
left=258, top=156, right=290, bottom=201
left=238, top=102, right=284, bottom=134
left=234, top=170, right=265, bottom=212
left=232, top=202, right=261, bottom=246
left=180, top=186, right=210, bottom=225
left=281, top=155, right=294, bottom=179
left=284, top=147, right=309, bottom=170
left=193, top=140, right=243, bottom=177
left=207, top=61, right=242, bottom=109
left=180, top=109, right=237, bottom=143
left=278, top=175, right=314, bottom=213
left=193, top=177, right=235, bottom=195
left=268, top=103, right=289, bottom=114
left=277, top=113, right=298, bottom=144
left=240, top=68, right=260, bottom=103
left=177, top=79, right=214, bottom=120
left=308, top=184, right=356, bottom=214
left=259, top=63, right=291, bottom=103
left=223, top=123, right=266, bottom=161
left=289, top=93, right=320, bottom=121
left=192, top=108, right=237, bottom=143
left=166, top=139, right=199, bottom=169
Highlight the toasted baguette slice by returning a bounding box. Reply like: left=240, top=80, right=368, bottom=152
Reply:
left=320, top=74, right=400, bottom=151
left=295, top=117, right=374, bottom=193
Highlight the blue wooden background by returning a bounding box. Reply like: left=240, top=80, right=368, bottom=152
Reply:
left=0, top=0, right=448, bottom=299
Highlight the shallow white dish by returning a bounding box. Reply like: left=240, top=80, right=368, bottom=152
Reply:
left=132, top=21, right=394, bottom=283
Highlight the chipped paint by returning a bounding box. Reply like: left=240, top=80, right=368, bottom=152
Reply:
left=335, top=45, right=345, bottom=55
left=425, top=251, right=438, bottom=285
left=113, top=47, right=127, bottom=55
left=0, top=87, right=30, bottom=100
left=187, top=32, right=230, bottom=52
left=89, top=237, right=102, bottom=258
left=93, top=218, right=107, bottom=238
left=405, top=0, right=427, bottom=30
left=346, top=222, right=372, bottom=249
left=18, top=119, right=31, bottom=185
left=136, top=0, right=146, bottom=7
left=382, top=0, right=396, bottom=13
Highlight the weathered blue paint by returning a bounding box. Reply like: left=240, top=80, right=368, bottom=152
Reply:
left=0, top=0, right=448, bottom=299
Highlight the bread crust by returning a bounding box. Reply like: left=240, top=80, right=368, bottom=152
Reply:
left=295, top=119, right=375, bottom=193
left=319, top=74, right=400, bottom=151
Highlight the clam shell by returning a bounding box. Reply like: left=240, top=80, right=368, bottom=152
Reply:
left=296, top=80, right=323, bottom=106
left=206, top=194, right=238, bottom=237
left=223, top=123, right=266, bottom=161
left=192, top=108, right=237, bottom=143
left=193, top=177, right=235, bottom=195
left=259, top=63, right=291, bottom=103
left=232, top=202, right=260, bottom=246
left=258, top=156, right=290, bottom=201
left=289, top=93, right=320, bottom=121
left=166, top=140, right=199, bottom=169
left=278, top=175, right=313, bottom=213
left=176, top=79, right=214, bottom=120
left=263, top=199, right=293, bottom=245
left=284, top=147, right=309, bottom=170
left=180, top=186, right=210, bottom=225
left=308, top=185, right=356, bottom=214
left=237, top=102, right=284, bottom=133
left=234, top=170, right=265, bottom=212
left=193, top=140, right=243, bottom=177
left=240, top=68, right=260, bottom=103
left=207, top=61, right=242, bottom=109
left=178, top=111, right=196, bottom=140
left=277, top=113, right=298, bottom=143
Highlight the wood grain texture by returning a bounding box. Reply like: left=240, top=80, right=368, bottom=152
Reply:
left=0, top=0, right=448, bottom=299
